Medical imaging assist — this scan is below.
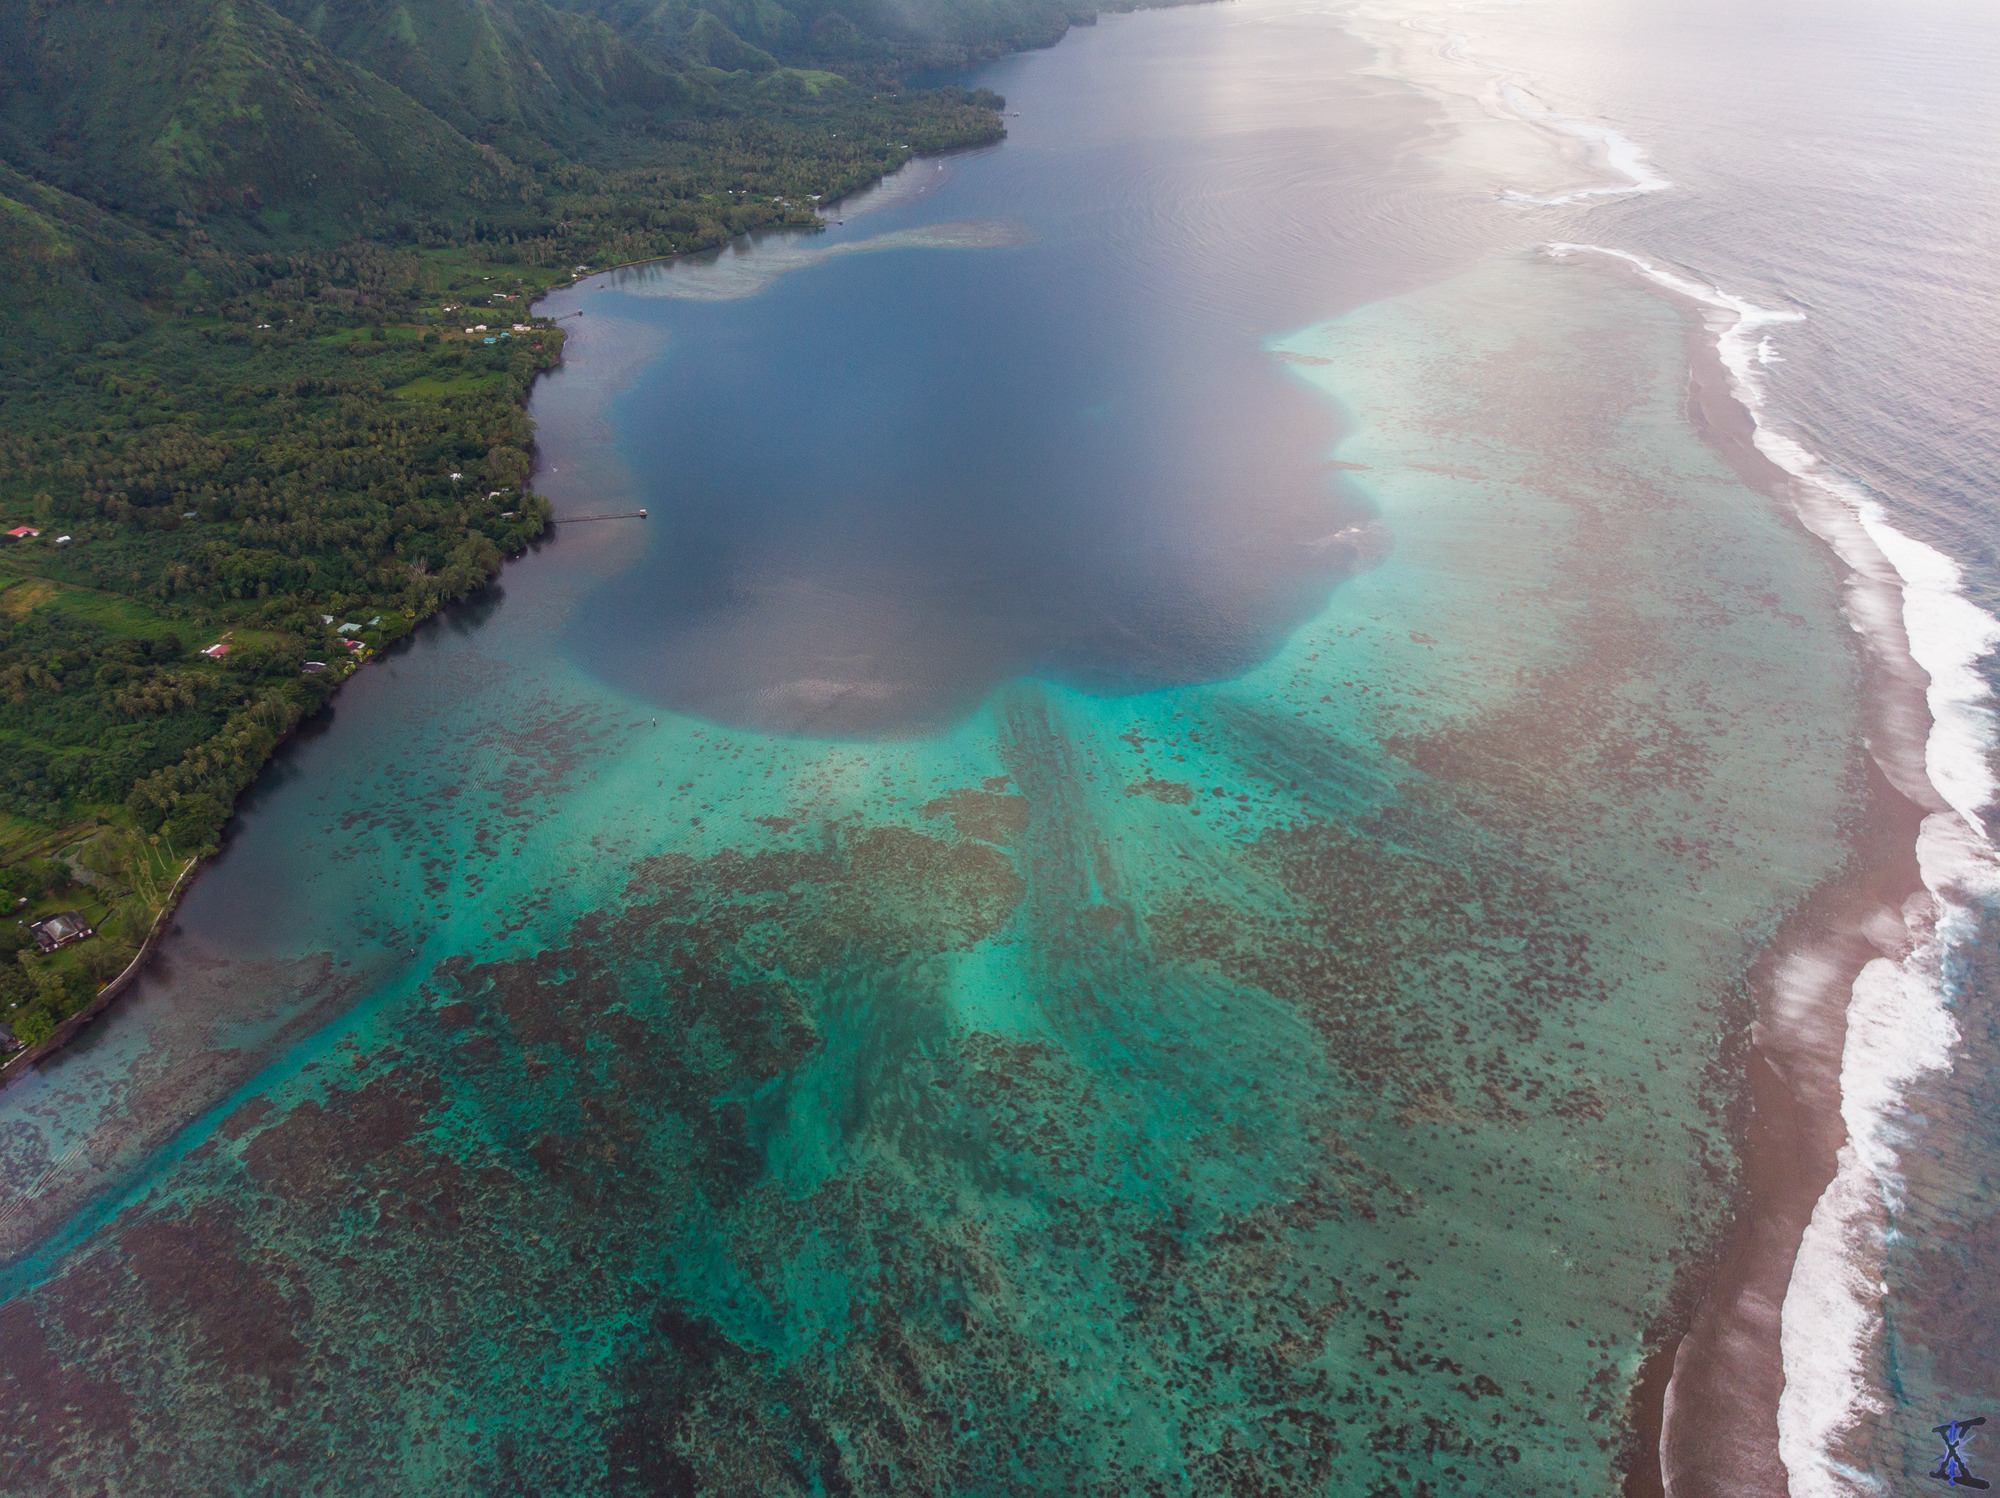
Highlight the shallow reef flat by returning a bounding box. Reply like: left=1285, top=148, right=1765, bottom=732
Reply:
left=0, top=255, right=1867, bottom=1495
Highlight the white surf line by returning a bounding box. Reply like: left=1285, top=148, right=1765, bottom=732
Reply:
left=1497, top=84, right=1673, bottom=205
left=1336, top=0, right=1672, bottom=207
left=1778, top=823, right=1992, bottom=1498
left=1547, top=241, right=2000, bottom=1498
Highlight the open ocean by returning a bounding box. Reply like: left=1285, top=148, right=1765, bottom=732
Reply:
left=0, top=1, right=1994, bottom=1493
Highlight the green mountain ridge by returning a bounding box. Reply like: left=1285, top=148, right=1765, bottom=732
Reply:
left=0, top=0, right=515, bottom=225
left=0, top=162, right=166, bottom=348
left=1, top=0, right=1175, bottom=263
left=266, top=0, right=709, bottom=160
left=558, top=0, right=1105, bottom=67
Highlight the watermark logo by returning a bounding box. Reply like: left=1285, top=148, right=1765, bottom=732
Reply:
left=1932, top=1418, right=1991, bottom=1490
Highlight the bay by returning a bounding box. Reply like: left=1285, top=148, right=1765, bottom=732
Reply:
left=0, top=2, right=1963, bottom=1493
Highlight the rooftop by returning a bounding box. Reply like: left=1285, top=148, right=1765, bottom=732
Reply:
left=30, top=911, right=93, bottom=953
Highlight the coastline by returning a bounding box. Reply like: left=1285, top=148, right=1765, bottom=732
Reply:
left=1571, top=246, right=1992, bottom=1496
left=0, top=551, right=541, bottom=1086
left=0, top=856, right=200, bottom=1087
left=1325, top=5, right=2000, bottom=1482
left=0, top=137, right=972, bottom=1090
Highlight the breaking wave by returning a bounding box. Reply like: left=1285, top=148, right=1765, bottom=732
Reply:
left=1338, top=1, right=1673, bottom=206
left=1498, top=85, right=1673, bottom=204
left=1546, top=240, right=2000, bottom=1497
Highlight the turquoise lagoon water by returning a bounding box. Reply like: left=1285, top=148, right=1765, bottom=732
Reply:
left=0, top=4, right=1893, bottom=1493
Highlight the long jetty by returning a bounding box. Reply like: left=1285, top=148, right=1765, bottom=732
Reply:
left=554, top=510, right=648, bottom=523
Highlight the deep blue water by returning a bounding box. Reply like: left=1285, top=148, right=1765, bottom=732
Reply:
left=563, top=12, right=1462, bottom=734
left=571, top=237, right=1366, bottom=732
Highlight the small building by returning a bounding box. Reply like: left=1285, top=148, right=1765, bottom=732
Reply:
left=202, top=642, right=229, bottom=657
left=301, top=661, right=328, bottom=674
left=30, top=912, right=93, bottom=953
left=5, top=526, right=39, bottom=539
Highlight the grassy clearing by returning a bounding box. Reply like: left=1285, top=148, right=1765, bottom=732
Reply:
left=0, top=567, right=195, bottom=644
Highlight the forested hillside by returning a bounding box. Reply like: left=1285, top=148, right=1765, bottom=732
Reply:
left=0, top=0, right=1180, bottom=1048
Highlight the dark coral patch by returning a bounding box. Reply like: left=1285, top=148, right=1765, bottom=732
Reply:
left=921, top=787, right=1032, bottom=845
left=216, top=1096, right=274, bottom=1140
left=241, top=1070, right=442, bottom=1202
left=116, top=1205, right=310, bottom=1393
left=1153, top=815, right=1600, bottom=1115
left=1124, top=777, right=1195, bottom=805
left=0, top=1296, right=138, bottom=1490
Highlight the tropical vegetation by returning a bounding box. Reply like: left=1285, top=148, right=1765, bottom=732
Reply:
left=0, top=0, right=1179, bottom=1045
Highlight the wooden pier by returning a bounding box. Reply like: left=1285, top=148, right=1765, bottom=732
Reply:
left=554, top=510, right=648, bottom=523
